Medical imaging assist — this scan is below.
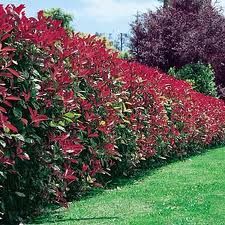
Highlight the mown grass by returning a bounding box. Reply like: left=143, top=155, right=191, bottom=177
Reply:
left=30, top=147, right=225, bottom=225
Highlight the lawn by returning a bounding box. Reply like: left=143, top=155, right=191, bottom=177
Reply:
left=30, top=147, right=225, bottom=225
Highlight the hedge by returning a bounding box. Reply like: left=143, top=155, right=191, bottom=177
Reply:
left=1, top=4, right=225, bottom=224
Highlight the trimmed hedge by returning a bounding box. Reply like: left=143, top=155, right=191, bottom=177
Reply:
left=1, top=4, right=225, bottom=224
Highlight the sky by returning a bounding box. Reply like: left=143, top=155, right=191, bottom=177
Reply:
left=1, top=0, right=225, bottom=35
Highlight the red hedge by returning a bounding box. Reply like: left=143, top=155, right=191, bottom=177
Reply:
left=1, top=4, right=225, bottom=224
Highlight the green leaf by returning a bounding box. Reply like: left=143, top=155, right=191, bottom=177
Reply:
left=74, top=113, right=81, bottom=118
left=19, top=100, right=27, bottom=109
left=63, top=117, right=73, bottom=123
left=49, top=121, right=57, bottom=127
left=30, top=134, right=42, bottom=144
left=13, top=108, right=23, bottom=119
left=58, top=121, right=65, bottom=127
left=0, top=140, right=6, bottom=147
left=25, top=138, right=34, bottom=144
left=56, top=126, right=66, bottom=132
left=11, top=134, right=25, bottom=142
left=15, top=192, right=26, bottom=197
left=64, top=112, right=75, bottom=118
left=0, top=171, right=6, bottom=178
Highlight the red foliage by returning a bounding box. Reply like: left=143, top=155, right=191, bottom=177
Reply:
left=1, top=4, right=225, bottom=223
left=130, top=0, right=225, bottom=90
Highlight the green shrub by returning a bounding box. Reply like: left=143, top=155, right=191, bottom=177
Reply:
left=44, top=8, right=74, bottom=31
left=168, top=63, right=217, bottom=97
left=118, top=51, right=132, bottom=60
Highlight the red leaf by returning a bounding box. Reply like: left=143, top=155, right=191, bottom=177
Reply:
left=1, top=157, right=15, bottom=166
left=46, top=87, right=56, bottom=91
left=3, top=100, right=12, bottom=107
left=88, top=132, right=99, bottom=138
left=6, top=68, right=20, bottom=77
left=82, top=164, right=89, bottom=172
left=64, top=167, right=77, bottom=184
left=104, top=143, right=119, bottom=156
left=62, top=143, right=84, bottom=155
left=1, top=47, right=16, bottom=52
left=15, top=4, right=25, bottom=14
left=22, top=92, right=30, bottom=102
left=5, top=96, right=21, bottom=101
left=21, top=118, right=28, bottom=126
left=32, top=115, right=48, bottom=123
left=28, top=107, right=48, bottom=124
left=51, top=133, right=70, bottom=141
left=0, top=106, right=6, bottom=113
left=1, top=33, right=11, bottom=42
left=18, top=153, right=30, bottom=160
left=5, top=122, right=18, bottom=133
left=17, top=148, right=30, bottom=160
left=65, top=174, right=77, bottom=181
left=0, top=72, right=13, bottom=78
left=70, top=159, right=78, bottom=164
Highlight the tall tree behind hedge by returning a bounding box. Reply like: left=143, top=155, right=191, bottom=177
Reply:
left=130, top=0, right=225, bottom=91
left=163, top=0, right=212, bottom=8
left=44, top=8, right=74, bottom=31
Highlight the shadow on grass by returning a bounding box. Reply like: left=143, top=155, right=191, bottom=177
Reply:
left=32, top=216, right=120, bottom=224
left=89, top=142, right=225, bottom=190
left=30, top=142, right=225, bottom=224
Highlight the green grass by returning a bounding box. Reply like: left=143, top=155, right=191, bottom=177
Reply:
left=30, top=147, right=225, bottom=225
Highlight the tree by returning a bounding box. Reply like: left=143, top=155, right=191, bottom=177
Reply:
left=164, top=0, right=173, bottom=7
left=44, top=8, right=74, bottom=31
left=131, top=0, right=225, bottom=92
left=159, top=0, right=212, bottom=8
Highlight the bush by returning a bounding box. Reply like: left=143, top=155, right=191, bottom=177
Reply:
left=119, top=51, right=132, bottom=60
left=168, top=63, right=217, bottom=97
left=130, top=0, right=225, bottom=91
left=1, top=4, right=225, bottom=224
left=44, top=8, right=74, bottom=31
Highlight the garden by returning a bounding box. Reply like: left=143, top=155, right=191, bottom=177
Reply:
left=1, top=1, right=225, bottom=224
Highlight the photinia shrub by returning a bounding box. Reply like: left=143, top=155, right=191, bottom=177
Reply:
left=0, top=4, right=225, bottom=224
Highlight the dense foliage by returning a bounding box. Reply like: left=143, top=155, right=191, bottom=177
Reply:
left=168, top=63, right=217, bottom=97
left=44, top=8, right=74, bottom=31
left=1, top=4, right=225, bottom=224
left=130, top=0, right=225, bottom=91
